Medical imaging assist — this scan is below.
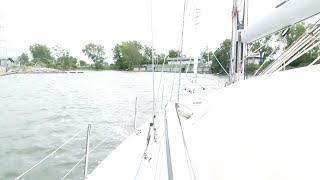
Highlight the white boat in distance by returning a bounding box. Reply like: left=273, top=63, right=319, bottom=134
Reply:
left=14, top=0, right=320, bottom=179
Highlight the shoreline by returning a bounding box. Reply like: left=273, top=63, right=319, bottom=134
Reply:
left=0, top=66, right=87, bottom=76
left=0, top=71, right=85, bottom=76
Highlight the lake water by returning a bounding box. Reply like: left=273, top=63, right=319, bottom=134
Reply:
left=0, top=71, right=222, bottom=180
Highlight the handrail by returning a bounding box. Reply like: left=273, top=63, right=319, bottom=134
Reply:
left=15, top=123, right=121, bottom=180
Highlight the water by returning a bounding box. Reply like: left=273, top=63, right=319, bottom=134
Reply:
left=0, top=71, right=221, bottom=180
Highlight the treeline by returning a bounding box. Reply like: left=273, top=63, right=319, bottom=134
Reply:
left=15, top=41, right=182, bottom=70
left=112, top=41, right=185, bottom=70
left=16, top=23, right=317, bottom=72
left=16, top=44, right=86, bottom=70
left=205, top=22, right=320, bottom=75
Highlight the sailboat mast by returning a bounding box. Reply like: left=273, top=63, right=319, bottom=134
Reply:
left=230, top=0, right=248, bottom=83
left=193, top=8, right=201, bottom=78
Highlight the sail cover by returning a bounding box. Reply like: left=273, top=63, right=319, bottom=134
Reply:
left=242, top=0, right=320, bottom=43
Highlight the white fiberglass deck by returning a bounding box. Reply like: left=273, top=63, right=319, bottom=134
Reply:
left=89, top=65, right=320, bottom=179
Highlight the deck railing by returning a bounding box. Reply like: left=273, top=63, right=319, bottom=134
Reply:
left=14, top=123, right=114, bottom=180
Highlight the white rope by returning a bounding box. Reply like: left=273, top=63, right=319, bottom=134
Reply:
left=15, top=128, right=86, bottom=180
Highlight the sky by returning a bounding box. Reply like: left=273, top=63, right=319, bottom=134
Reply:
left=0, top=0, right=281, bottom=63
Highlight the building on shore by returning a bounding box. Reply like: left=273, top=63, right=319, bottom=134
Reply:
left=133, top=56, right=212, bottom=74
left=133, top=64, right=211, bottom=74
left=167, top=57, right=195, bottom=65
left=247, top=54, right=264, bottom=65
left=0, top=58, right=14, bottom=67
left=167, top=57, right=212, bottom=67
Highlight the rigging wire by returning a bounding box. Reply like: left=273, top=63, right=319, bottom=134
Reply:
left=253, top=47, right=277, bottom=76
left=150, top=0, right=156, bottom=124
left=212, top=52, right=229, bottom=75
left=170, top=70, right=178, bottom=101
left=155, top=56, right=168, bottom=108
left=153, top=130, right=166, bottom=180
left=177, top=0, right=188, bottom=102
left=175, top=103, right=197, bottom=179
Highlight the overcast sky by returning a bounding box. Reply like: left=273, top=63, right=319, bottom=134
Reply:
left=0, top=0, right=281, bottom=63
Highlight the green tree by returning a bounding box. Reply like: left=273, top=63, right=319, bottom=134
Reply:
left=57, top=53, right=77, bottom=69
left=249, top=35, right=275, bottom=63
left=82, top=43, right=106, bottom=69
left=157, top=53, right=167, bottom=64
left=284, top=23, right=320, bottom=67
left=29, top=44, right=54, bottom=67
left=168, top=50, right=180, bottom=58
left=201, top=50, right=214, bottom=64
left=58, top=55, right=77, bottom=69
left=246, top=63, right=260, bottom=74
left=79, top=60, right=87, bottom=66
left=16, top=52, right=29, bottom=65
left=112, top=44, right=125, bottom=69
left=286, top=23, right=307, bottom=48
left=143, top=45, right=156, bottom=64
left=112, top=41, right=144, bottom=70
left=53, top=46, right=78, bottom=69
left=212, top=39, right=231, bottom=74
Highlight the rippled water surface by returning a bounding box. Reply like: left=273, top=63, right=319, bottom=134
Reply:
left=0, top=71, right=222, bottom=180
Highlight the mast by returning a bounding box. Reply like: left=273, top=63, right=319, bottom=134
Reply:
left=230, top=0, right=248, bottom=83
left=193, top=8, right=201, bottom=79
